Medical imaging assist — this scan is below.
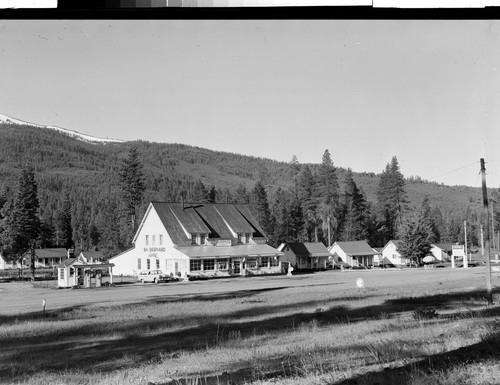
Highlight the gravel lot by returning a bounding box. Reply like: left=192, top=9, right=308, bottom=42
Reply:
left=0, top=267, right=493, bottom=315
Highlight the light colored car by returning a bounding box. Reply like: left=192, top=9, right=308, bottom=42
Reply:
left=138, top=270, right=170, bottom=284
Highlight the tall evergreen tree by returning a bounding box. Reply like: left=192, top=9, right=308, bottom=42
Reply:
left=191, top=179, right=208, bottom=203
left=249, top=181, right=274, bottom=242
left=234, top=184, right=250, bottom=204
left=119, top=146, right=145, bottom=233
left=0, top=167, right=41, bottom=280
left=99, top=200, right=125, bottom=258
left=376, top=156, right=408, bottom=243
left=419, top=196, right=440, bottom=243
left=58, top=193, right=74, bottom=250
left=296, top=165, right=318, bottom=242
left=398, top=206, right=434, bottom=266
left=207, top=185, right=217, bottom=203
left=340, top=169, right=368, bottom=241
left=315, top=150, right=340, bottom=244
left=270, top=188, right=290, bottom=245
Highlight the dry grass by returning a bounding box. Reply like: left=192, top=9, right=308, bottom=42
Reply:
left=1, top=270, right=500, bottom=385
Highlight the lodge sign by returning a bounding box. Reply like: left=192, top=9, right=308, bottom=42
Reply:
left=143, top=247, right=167, bottom=253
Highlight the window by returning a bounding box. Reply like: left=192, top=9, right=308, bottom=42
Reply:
left=159, top=234, right=163, bottom=245
left=270, top=256, right=279, bottom=266
left=190, top=260, right=201, bottom=271
left=145, top=235, right=149, bottom=245
left=59, top=269, right=65, bottom=279
left=191, top=234, right=197, bottom=245
left=203, top=259, right=215, bottom=270
left=200, top=234, right=206, bottom=245
left=258, top=257, right=269, bottom=267
left=156, top=259, right=160, bottom=269
left=147, top=259, right=151, bottom=270
left=137, top=258, right=142, bottom=270
left=245, top=233, right=251, bottom=244
left=217, top=259, right=228, bottom=270
left=237, top=233, right=242, bottom=243
left=152, top=235, right=156, bottom=245
left=246, top=257, right=257, bottom=269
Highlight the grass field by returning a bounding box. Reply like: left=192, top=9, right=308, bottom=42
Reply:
left=1, top=268, right=500, bottom=385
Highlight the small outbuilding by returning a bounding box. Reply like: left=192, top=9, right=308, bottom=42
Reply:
left=57, top=254, right=114, bottom=288
left=278, top=242, right=330, bottom=271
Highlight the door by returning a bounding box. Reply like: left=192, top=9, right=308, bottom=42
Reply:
left=233, top=260, right=240, bottom=275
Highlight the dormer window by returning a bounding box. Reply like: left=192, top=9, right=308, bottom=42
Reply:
left=200, top=234, right=206, bottom=245
left=237, top=233, right=242, bottom=244
left=245, top=233, right=251, bottom=244
left=191, top=234, right=197, bottom=245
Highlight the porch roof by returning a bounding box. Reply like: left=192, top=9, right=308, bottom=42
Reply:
left=285, top=242, right=331, bottom=257
left=176, top=244, right=283, bottom=259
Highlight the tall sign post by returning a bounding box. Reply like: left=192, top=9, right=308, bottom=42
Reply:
left=480, top=158, right=493, bottom=306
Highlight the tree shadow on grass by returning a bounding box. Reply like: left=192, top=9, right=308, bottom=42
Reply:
left=332, top=331, right=500, bottom=385
left=1, top=286, right=499, bottom=382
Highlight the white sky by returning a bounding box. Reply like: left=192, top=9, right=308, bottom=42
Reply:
left=0, top=20, right=499, bottom=188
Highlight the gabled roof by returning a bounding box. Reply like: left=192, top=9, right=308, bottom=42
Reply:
left=285, top=242, right=330, bottom=257
left=35, top=248, right=68, bottom=258
left=145, top=202, right=268, bottom=246
left=234, top=204, right=267, bottom=238
left=381, top=240, right=402, bottom=252
left=331, top=241, right=378, bottom=256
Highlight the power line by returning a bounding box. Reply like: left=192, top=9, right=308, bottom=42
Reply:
left=427, top=160, right=480, bottom=183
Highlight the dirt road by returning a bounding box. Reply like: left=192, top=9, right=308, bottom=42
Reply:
left=0, top=267, right=492, bottom=315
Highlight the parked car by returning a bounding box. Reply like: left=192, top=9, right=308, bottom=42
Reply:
left=138, top=270, right=170, bottom=283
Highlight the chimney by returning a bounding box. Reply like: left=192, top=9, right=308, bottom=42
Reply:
left=181, top=194, right=185, bottom=209
left=67, top=248, right=75, bottom=258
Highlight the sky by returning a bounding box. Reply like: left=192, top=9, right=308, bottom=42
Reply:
left=1, top=20, right=499, bottom=188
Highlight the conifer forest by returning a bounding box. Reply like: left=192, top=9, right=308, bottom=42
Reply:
left=1, top=122, right=499, bottom=261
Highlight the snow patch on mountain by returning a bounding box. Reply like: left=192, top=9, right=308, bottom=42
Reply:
left=0, top=113, right=125, bottom=144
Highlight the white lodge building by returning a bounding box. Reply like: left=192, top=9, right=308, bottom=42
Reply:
left=110, top=202, right=283, bottom=278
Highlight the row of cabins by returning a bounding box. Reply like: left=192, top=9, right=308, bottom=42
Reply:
left=279, top=240, right=457, bottom=270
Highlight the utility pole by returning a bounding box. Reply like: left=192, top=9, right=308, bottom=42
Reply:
left=464, top=220, right=468, bottom=268
left=491, top=204, right=497, bottom=259
left=480, top=158, right=493, bottom=306
left=492, top=203, right=498, bottom=260
left=481, top=225, right=484, bottom=255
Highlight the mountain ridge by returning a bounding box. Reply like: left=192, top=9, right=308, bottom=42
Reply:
left=0, top=113, right=125, bottom=144
left=0, top=112, right=485, bottom=215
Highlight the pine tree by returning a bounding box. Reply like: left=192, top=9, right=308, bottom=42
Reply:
left=419, top=196, right=440, bottom=243
left=207, top=185, right=217, bottom=203
left=315, top=150, right=340, bottom=244
left=191, top=179, right=208, bottom=203
left=119, top=146, right=145, bottom=233
left=234, top=184, right=250, bottom=204
left=376, top=156, right=408, bottom=243
left=296, top=165, right=318, bottom=242
left=249, top=181, right=274, bottom=242
left=270, top=188, right=290, bottom=245
left=340, top=169, right=368, bottom=241
left=398, top=204, right=434, bottom=266
left=0, top=167, right=41, bottom=280
left=58, top=193, right=74, bottom=250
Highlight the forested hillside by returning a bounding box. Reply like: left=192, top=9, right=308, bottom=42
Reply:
left=0, top=121, right=494, bottom=258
